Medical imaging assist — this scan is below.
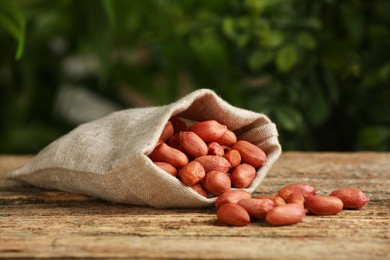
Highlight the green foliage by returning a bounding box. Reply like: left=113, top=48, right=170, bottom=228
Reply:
left=1, top=0, right=389, bottom=153
left=276, top=45, right=298, bottom=73
left=0, top=0, right=25, bottom=59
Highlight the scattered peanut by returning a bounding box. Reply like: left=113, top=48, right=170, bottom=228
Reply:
left=256, top=195, right=286, bottom=206
left=286, top=193, right=305, bottom=207
left=330, top=188, right=369, bottom=209
left=216, top=203, right=250, bottom=226
left=278, top=183, right=316, bottom=200
left=266, top=204, right=306, bottom=226
left=215, top=190, right=252, bottom=208
left=217, top=184, right=368, bottom=227
left=238, top=198, right=276, bottom=219
left=306, top=195, right=343, bottom=215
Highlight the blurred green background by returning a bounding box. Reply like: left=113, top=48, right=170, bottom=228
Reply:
left=1, top=0, right=389, bottom=153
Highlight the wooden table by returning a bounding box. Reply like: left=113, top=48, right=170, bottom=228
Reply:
left=1, top=153, right=389, bottom=259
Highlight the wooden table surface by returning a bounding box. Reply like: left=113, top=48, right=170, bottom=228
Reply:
left=0, top=152, right=389, bottom=259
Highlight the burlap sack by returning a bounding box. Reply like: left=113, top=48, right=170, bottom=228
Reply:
left=9, top=89, right=281, bottom=208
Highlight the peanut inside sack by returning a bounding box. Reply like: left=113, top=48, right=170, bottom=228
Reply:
left=8, top=89, right=281, bottom=208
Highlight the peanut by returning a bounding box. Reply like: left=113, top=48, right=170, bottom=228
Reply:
left=203, top=171, right=231, bottom=196
left=166, top=133, right=180, bottom=148
left=154, top=162, right=177, bottom=177
left=192, top=184, right=208, bottom=198
left=194, top=155, right=231, bottom=173
left=223, top=149, right=241, bottom=168
left=278, top=183, right=316, bottom=200
left=266, top=204, right=306, bottom=226
left=178, top=161, right=205, bottom=186
left=232, top=140, right=267, bottom=168
left=215, top=190, right=252, bottom=208
left=160, top=121, right=174, bottom=142
left=189, top=120, right=227, bottom=142
left=179, top=131, right=208, bottom=158
left=149, top=143, right=188, bottom=168
left=217, top=203, right=250, bottom=226
left=286, top=193, right=305, bottom=207
left=306, top=195, right=343, bottom=215
left=207, top=142, right=225, bottom=156
left=154, top=139, right=164, bottom=148
left=238, top=198, right=275, bottom=219
left=215, top=129, right=237, bottom=146
left=256, top=195, right=286, bottom=206
left=230, top=163, right=256, bottom=189
left=330, top=188, right=369, bottom=209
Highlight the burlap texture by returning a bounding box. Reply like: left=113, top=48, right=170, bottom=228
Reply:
left=8, top=89, right=282, bottom=208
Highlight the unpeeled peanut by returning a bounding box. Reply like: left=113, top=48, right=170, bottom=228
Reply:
left=286, top=193, right=305, bottom=207
left=207, top=142, right=225, bottom=156
left=217, top=203, right=250, bottom=226
left=154, top=162, right=177, bottom=177
left=238, top=198, right=276, bottom=219
left=216, top=129, right=237, bottom=146
left=330, top=188, right=369, bottom=209
left=232, top=140, right=267, bottom=168
left=266, top=204, right=306, bottom=226
left=179, top=131, right=208, bottom=158
left=149, top=143, right=188, bottom=168
left=306, top=195, right=343, bottom=215
left=256, top=195, right=286, bottom=206
left=230, top=163, right=256, bottom=188
left=215, top=190, right=252, bottom=208
left=192, top=184, right=208, bottom=198
left=159, top=121, right=174, bottom=141
left=278, top=183, right=316, bottom=200
left=178, top=161, right=205, bottom=186
left=189, top=120, right=227, bottom=142
left=194, top=155, right=231, bottom=173
left=203, top=171, right=231, bottom=196
left=223, top=149, right=241, bottom=168
left=166, top=133, right=180, bottom=148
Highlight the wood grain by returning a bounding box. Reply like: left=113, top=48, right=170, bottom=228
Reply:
left=0, top=153, right=389, bottom=259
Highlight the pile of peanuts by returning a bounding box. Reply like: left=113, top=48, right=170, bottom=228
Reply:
left=216, top=184, right=369, bottom=226
left=149, top=117, right=267, bottom=197
left=149, top=117, right=369, bottom=226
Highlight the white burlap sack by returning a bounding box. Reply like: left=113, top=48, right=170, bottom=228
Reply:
left=9, top=89, right=281, bottom=208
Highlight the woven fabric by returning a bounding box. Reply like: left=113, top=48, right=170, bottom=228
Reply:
left=9, top=89, right=282, bottom=208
